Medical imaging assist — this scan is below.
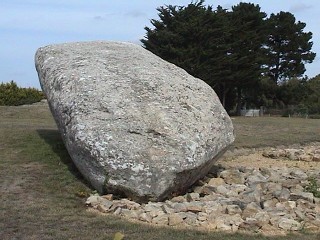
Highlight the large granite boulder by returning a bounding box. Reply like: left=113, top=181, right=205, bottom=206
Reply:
left=35, top=41, right=234, bottom=202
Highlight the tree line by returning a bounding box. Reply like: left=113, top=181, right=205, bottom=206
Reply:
left=141, top=1, right=317, bottom=115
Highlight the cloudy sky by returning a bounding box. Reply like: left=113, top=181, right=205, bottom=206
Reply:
left=1, top=0, right=319, bottom=89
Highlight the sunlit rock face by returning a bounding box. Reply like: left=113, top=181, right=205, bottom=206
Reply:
left=35, top=41, right=234, bottom=202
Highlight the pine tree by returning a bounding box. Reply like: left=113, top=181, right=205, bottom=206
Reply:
left=264, top=11, right=316, bottom=84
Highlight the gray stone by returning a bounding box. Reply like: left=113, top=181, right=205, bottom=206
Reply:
left=121, top=209, right=141, bottom=219
left=290, top=192, right=314, bottom=203
left=168, top=213, right=184, bottom=226
left=172, top=202, right=188, bottom=213
left=186, top=192, right=200, bottom=202
left=139, top=212, right=152, bottom=223
left=113, top=207, right=122, bottom=215
left=85, top=161, right=320, bottom=233
left=35, top=41, right=234, bottom=202
left=219, top=169, right=245, bottom=184
left=152, top=214, right=168, bottom=225
left=161, top=204, right=175, bottom=214
left=290, top=168, right=308, bottom=179
left=207, top=178, right=225, bottom=187
left=170, top=196, right=186, bottom=203
left=184, top=212, right=198, bottom=225
left=261, top=198, right=279, bottom=209
left=185, top=202, right=203, bottom=213
left=197, top=212, right=208, bottom=221
left=242, top=202, right=262, bottom=219
left=313, top=154, right=320, bottom=162
left=274, top=188, right=291, bottom=202
left=97, top=202, right=112, bottom=213
left=204, top=201, right=225, bottom=214
left=278, top=218, right=301, bottom=231
left=246, top=170, right=268, bottom=185
left=266, top=182, right=282, bottom=193
left=144, top=202, right=164, bottom=217
left=239, top=218, right=260, bottom=231
left=254, top=212, right=270, bottom=227
left=226, top=204, right=242, bottom=215
left=240, top=189, right=262, bottom=203
left=85, top=195, right=104, bottom=207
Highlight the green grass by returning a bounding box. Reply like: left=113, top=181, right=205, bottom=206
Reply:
left=232, top=116, right=320, bottom=148
left=1, top=105, right=320, bottom=240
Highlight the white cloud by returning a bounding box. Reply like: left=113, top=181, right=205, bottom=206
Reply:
left=125, top=10, right=148, bottom=18
left=289, top=3, right=312, bottom=13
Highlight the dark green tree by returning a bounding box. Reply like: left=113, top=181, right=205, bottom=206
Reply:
left=304, top=75, right=320, bottom=114
left=227, top=2, right=267, bottom=114
left=141, top=1, right=316, bottom=114
left=141, top=1, right=266, bottom=113
left=141, top=1, right=234, bottom=102
left=264, top=12, right=316, bottom=84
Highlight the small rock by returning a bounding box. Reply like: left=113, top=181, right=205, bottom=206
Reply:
left=121, top=209, right=141, bottom=219
left=168, top=213, right=184, bottom=226
left=186, top=192, right=200, bottom=202
left=215, top=185, right=235, bottom=197
left=161, top=204, right=175, bottom=214
left=313, top=154, right=320, bottom=162
left=254, top=211, right=270, bottom=227
left=113, top=207, right=122, bottom=215
left=97, top=201, right=113, bottom=213
left=207, top=178, right=225, bottom=187
left=239, top=218, right=260, bottom=231
left=152, top=214, right=169, bottom=225
left=226, top=205, right=242, bottom=215
left=139, top=212, right=152, bottom=223
left=278, top=218, right=301, bottom=231
left=86, top=195, right=103, bottom=206
left=185, top=202, right=203, bottom=213
left=275, top=188, right=291, bottom=202
left=184, top=212, right=198, bottom=225
left=242, top=202, right=262, bottom=219
left=172, top=202, right=188, bottom=213
left=290, top=192, right=314, bottom=203
left=200, top=185, right=216, bottom=195
left=290, top=169, right=308, bottom=179
left=102, top=194, right=114, bottom=201
left=261, top=198, right=279, bottom=209
left=246, top=170, right=268, bottom=185
left=219, top=169, right=245, bottom=184
left=230, top=184, right=247, bottom=194
left=204, top=201, right=225, bottom=214
left=170, top=196, right=186, bottom=203
left=197, top=212, right=208, bottom=221
left=266, top=182, right=282, bottom=193
left=294, top=208, right=305, bottom=220
left=240, top=189, right=261, bottom=203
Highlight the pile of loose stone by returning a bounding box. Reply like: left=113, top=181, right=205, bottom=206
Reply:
left=263, top=144, right=320, bottom=162
left=86, top=164, right=320, bottom=233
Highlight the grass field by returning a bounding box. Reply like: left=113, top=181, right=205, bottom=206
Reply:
left=1, top=104, right=320, bottom=240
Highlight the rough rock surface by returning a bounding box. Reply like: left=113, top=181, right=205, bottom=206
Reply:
left=86, top=164, right=320, bottom=233
left=35, top=41, right=234, bottom=202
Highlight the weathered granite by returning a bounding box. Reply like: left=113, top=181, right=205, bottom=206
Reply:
left=35, top=41, right=234, bottom=202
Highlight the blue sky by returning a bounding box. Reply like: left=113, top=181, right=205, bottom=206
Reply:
left=1, top=0, right=319, bottom=89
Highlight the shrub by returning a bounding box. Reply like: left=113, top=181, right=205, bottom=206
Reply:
left=0, top=81, right=45, bottom=106
left=305, top=177, right=320, bottom=198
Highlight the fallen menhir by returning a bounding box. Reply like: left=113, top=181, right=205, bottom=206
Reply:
left=35, top=41, right=234, bottom=202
